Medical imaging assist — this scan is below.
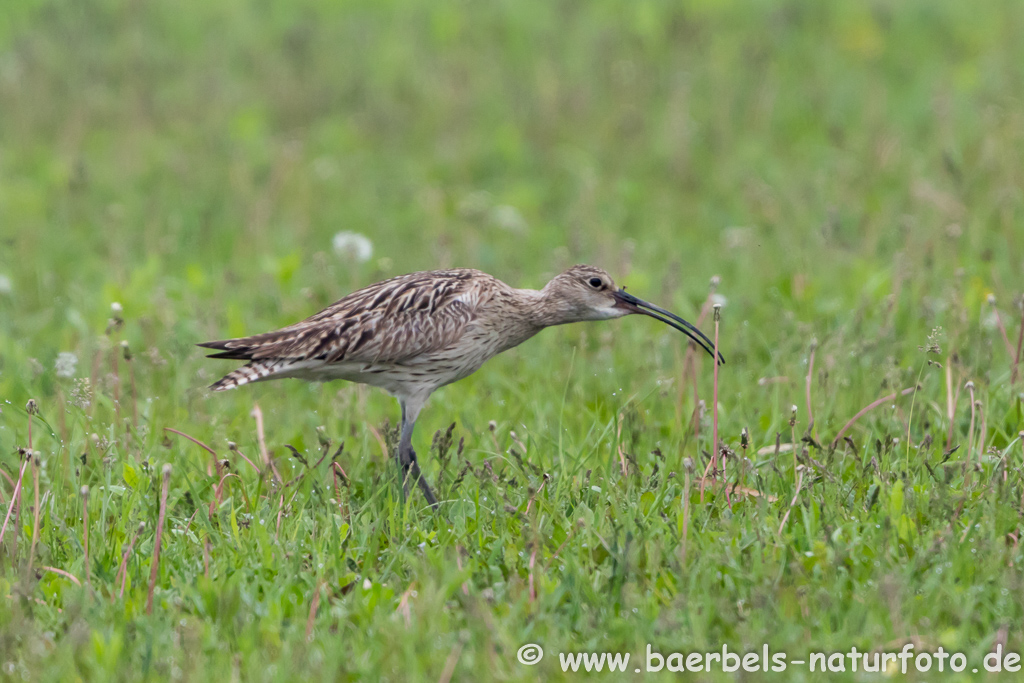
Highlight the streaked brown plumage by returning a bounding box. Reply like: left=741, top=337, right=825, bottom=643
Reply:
left=200, top=265, right=722, bottom=508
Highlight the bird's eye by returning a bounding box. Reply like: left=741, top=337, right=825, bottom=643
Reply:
left=588, top=277, right=603, bottom=289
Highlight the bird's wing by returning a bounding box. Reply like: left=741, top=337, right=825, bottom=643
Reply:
left=199, top=270, right=484, bottom=365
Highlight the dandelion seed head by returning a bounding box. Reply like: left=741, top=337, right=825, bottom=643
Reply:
left=332, top=231, right=373, bottom=263
left=490, top=205, right=527, bottom=233
left=55, top=352, right=78, bottom=378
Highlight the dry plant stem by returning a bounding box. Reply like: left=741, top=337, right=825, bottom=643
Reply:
left=830, top=386, right=917, bottom=448
left=0, top=459, right=29, bottom=548
left=680, top=471, right=691, bottom=569
left=164, top=428, right=217, bottom=477
left=699, top=454, right=714, bottom=503
left=81, top=487, right=90, bottom=586
left=455, top=546, right=469, bottom=596
left=966, top=384, right=977, bottom=465
left=778, top=470, right=805, bottom=536
left=27, top=456, right=40, bottom=576
left=677, top=287, right=715, bottom=438
left=116, top=523, right=145, bottom=600
left=679, top=289, right=715, bottom=386
left=305, top=579, right=325, bottom=640
left=616, top=414, right=628, bottom=477
left=993, top=306, right=1015, bottom=357
left=1013, top=305, right=1024, bottom=385
left=791, top=421, right=798, bottom=490
left=147, top=465, right=172, bottom=614
left=366, top=424, right=390, bottom=462
left=525, top=477, right=547, bottom=516
left=438, top=640, right=465, bottom=683
left=977, top=402, right=986, bottom=464
left=689, top=355, right=700, bottom=444
left=275, top=493, right=285, bottom=539
left=252, top=403, right=283, bottom=484
left=711, top=311, right=722, bottom=502
left=39, top=566, right=81, bottom=586
left=229, top=445, right=261, bottom=473
left=203, top=537, right=212, bottom=580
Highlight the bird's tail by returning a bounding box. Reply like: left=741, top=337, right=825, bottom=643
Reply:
left=209, top=360, right=287, bottom=391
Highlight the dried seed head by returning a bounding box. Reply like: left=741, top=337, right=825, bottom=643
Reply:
left=106, top=303, right=124, bottom=335
left=162, top=463, right=172, bottom=478
left=26, top=399, right=38, bottom=415
left=488, top=420, right=497, bottom=432
left=810, top=338, right=818, bottom=350
left=740, top=428, right=749, bottom=449
left=965, top=381, right=975, bottom=390
left=682, top=457, right=694, bottom=473
left=713, top=303, right=722, bottom=322
left=80, top=485, right=89, bottom=498
left=120, top=340, right=132, bottom=361
left=789, top=404, right=798, bottom=426
left=227, top=441, right=238, bottom=451
left=709, top=275, right=721, bottom=291
left=987, top=294, right=996, bottom=305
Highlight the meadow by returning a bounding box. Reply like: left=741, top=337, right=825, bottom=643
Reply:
left=1, top=0, right=1023, bottom=680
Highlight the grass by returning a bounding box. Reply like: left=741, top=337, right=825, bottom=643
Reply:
left=1, top=0, right=1024, bottom=680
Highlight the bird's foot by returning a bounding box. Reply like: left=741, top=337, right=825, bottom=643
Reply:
left=398, top=445, right=440, bottom=511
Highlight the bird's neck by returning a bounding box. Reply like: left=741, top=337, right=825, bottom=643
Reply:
left=515, top=285, right=576, bottom=329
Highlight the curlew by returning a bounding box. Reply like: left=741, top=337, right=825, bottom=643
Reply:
left=200, top=265, right=723, bottom=508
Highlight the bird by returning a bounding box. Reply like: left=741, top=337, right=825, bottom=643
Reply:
left=199, top=265, right=723, bottom=508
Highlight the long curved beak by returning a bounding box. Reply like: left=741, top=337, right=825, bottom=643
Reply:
left=613, top=289, right=725, bottom=365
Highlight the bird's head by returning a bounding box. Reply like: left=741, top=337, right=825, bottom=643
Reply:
left=540, top=264, right=724, bottom=365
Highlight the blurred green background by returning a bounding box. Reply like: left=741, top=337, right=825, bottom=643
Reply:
left=1, top=0, right=1023, bottom=680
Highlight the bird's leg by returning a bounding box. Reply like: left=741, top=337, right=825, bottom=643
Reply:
left=398, top=402, right=439, bottom=510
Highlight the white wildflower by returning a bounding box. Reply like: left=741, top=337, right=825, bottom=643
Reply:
left=490, top=205, right=527, bottom=233
left=722, top=227, right=752, bottom=249
left=55, top=352, right=78, bottom=378
left=332, top=231, right=373, bottom=263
